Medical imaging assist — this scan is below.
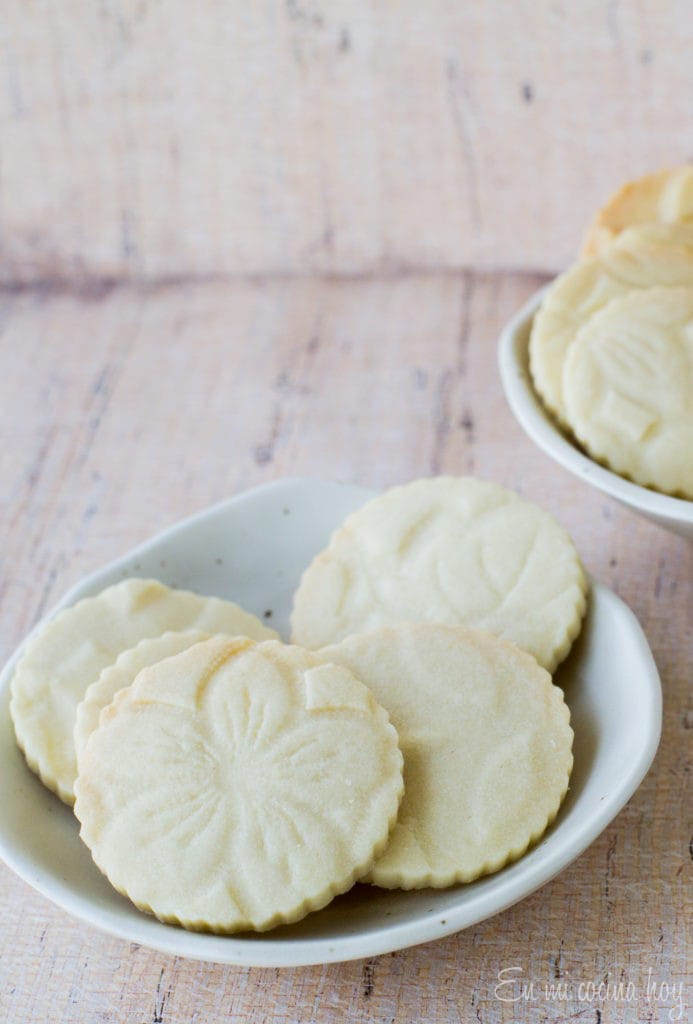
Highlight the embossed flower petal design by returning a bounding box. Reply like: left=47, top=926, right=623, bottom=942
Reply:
left=10, top=577, right=277, bottom=804
left=74, top=630, right=212, bottom=763
left=74, top=637, right=403, bottom=933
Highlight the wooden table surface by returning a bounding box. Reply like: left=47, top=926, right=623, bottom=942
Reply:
left=3, top=2, right=693, bottom=283
left=0, top=271, right=690, bottom=1023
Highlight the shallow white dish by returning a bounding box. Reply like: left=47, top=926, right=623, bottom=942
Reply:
left=0, top=478, right=662, bottom=967
left=498, top=288, right=693, bottom=539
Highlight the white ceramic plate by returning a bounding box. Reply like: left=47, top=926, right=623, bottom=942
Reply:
left=0, top=478, right=662, bottom=967
left=498, top=287, right=693, bottom=539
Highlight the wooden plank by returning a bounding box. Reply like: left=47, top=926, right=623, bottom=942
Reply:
left=0, top=273, right=689, bottom=1023
left=1, top=2, right=692, bottom=282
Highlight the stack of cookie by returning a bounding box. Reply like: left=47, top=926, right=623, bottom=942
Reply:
left=10, top=476, right=586, bottom=934
left=529, top=165, right=693, bottom=500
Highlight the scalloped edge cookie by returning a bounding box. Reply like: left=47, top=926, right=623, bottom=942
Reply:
left=291, top=477, right=587, bottom=673
left=319, top=624, right=574, bottom=889
left=562, top=286, right=693, bottom=499
left=530, top=223, right=693, bottom=421
left=74, top=636, right=404, bottom=932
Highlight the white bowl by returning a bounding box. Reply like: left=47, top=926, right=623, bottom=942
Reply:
left=0, top=478, right=662, bottom=967
left=498, top=288, right=693, bottom=539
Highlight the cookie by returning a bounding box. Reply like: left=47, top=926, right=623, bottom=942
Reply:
left=74, top=630, right=211, bottom=764
left=291, top=477, right=587, bottom=672
left=319, top=624, right=573, bottom=888
left=563, top=286, right=693, bottom=499
left=582, top=166, right=693, bottom=258
left=10, top=578, right=277, bottom=804
left=74, top=636, right=404, bottom=933
left=530, top=224, right=693, bottom=421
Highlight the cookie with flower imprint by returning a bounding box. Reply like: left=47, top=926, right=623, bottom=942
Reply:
left=74, top=636, right=404, bottom=933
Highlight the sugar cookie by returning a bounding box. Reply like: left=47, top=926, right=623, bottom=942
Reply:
left=530, top=224, right=693, bottom=420
left=563, top=286, right=693, bottom=498
left=74, top=630, right=211, bottom=764
left=291, top=477, right=587, bottom=672
left=319, top=624, right=573, bottom=888
left=74, top=636, right=404, bottom=933
left=10, top=578, right=277, bottom=804
left=581, top=166, right=693, bottom=258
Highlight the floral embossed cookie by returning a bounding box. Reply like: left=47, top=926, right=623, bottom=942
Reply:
left=319, top=624, right=573, bottom=889
left=563, top=286, right=693, bottom=499
left=74, top=636, right=404, bottom=933
left=10, top=578, right=277, bottom=804
left=291, top=477, right=587, bottom=673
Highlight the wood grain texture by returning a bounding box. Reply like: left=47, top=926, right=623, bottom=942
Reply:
left=2, top=1, right=693, bottom=283
left=0, top=273, right=690, bottom=1023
